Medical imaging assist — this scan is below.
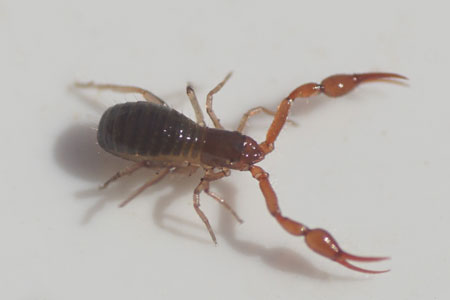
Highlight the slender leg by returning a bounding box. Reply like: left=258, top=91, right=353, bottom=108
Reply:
left=194, top=178, right=217, bottom=243
left=249, top=165, right=388, bottom=274
left=186, top=85, right=205, bottom=126
left=119, top=168, right=170, bottom=207
left=100, top=162, right=146, bottom=189
left=204, top=189, right=243, bottom=223
left=206, top=72, right=232, bottom=129
left=259, top=72, right=407, bottom=154
left=74, top=81, right=167, bottom=106
left=193, top=168, right=235, bottom=243
left=237, top=106, right=297, bottom=133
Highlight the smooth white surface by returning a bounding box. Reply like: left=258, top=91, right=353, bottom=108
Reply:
left=1, top=1, right=449, bottom=299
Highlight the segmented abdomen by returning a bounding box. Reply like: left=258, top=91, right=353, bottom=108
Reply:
left=97, top=102, right=205, bottom=163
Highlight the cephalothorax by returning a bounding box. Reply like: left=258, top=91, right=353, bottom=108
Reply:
left=76, top=72, right=406, bottom=273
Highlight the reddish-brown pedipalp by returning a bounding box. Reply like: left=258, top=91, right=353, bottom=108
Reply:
left=249, top=72, right=406, bottom=273
left=76, top=72, right=406, bottom=274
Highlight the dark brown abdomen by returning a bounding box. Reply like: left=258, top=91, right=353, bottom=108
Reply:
left=97, top=102, right=205, bottom=163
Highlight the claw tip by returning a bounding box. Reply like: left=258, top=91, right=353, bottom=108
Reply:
left=338, top=259, right=390, bottom=274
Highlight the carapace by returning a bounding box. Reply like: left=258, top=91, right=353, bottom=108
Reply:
left=76, top=72, right=406, bottom=273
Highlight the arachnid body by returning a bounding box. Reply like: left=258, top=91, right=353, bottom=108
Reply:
left=76, top=72, right=406, bottom=273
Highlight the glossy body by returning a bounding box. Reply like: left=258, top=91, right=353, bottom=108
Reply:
left=98, top=101, right=263, bottom=170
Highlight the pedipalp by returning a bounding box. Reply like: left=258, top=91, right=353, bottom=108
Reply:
left=250, top=165, right=389, bottom=274
left=247, top=72, right=406, bottom=272
left=259, top=72, right=407, bottom=154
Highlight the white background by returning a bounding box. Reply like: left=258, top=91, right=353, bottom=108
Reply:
left=1, top=1, right=449, bottom=299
